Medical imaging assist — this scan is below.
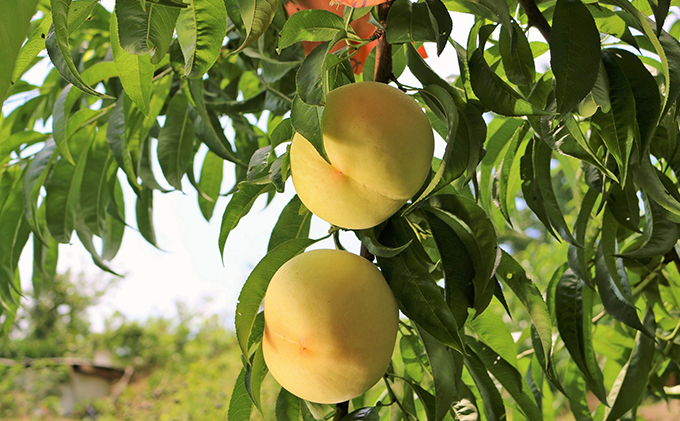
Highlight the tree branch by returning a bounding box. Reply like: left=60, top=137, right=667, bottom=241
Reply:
left=374, top=1, right=395, bottom=83
left=517, top=0, right=551, bottom=43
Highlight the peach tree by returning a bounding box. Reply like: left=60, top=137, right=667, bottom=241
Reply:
left=2, top=0, right=680, bottom=419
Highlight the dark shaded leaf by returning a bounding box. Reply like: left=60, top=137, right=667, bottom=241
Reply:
left=551, top=0, right=601, bottom=114
left=377, top=217, right=465, bottom=353
left=604, top=307, right=656, bottom=421
left=555, top=270, right=607, bottom=403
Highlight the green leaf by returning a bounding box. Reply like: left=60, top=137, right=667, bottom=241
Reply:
left=341, top=407, right=380, bottom=421
left=244, top=343, right=268, bottom=411
left=267, top=195, right=312, bottom=252
left=497, top=122, right=529, bottom=225
left=188, top=79, right=244, bottom=165
left=425, top=195, right=497, bottom=315
left=424, top=0, right=452, bottom=56
left=590, top=51, right=637, bottom=183
left=604, top=307, right=656, bottom=421
left=550, top=0, right=601, bottom=114
left=0, top=166, right=30, bottom=307
left=106, top=94, right=142, bottom=193
left=44, top=126, right=94, bottom=244
left=377, top=217, right=465, bottom=353
left=227, top=0, right=277, bottom=56
left=176, top=0, right=227, bottom=78
left=499, top=20, right=535, bottom=86
left=520, top=137, right=559, bottom=240
left=533, top=138, right=580, bottom=246
left=158, top=92, right=195, bottom=190
left=47, top=0, right=111, bottom=98
left=386, top=0, right=437, bottom=45
left=23, top=142, right=57, bottom=245
left=468, top=308, right=517, bottom=369
left=426, top=213, right=474, bottom=328
left=620, top=198, right=679, bottom=259
left=355, top=227, right=412, bottom=259
left=10, top=13, right=52, bottom=86
left=290, top=95, right=327, bottom=163
left=115, top=0, right=180, bottom=62
left=595, top=212, right=649, bottom=336
left=605, top=48, right=660, bottom=154
left=52, top=61, right=118, bottom=164
left=555, top=270, right=607, bottom=404
left=463, top=347, right=506, bottom=421
left=469, top=47, right=549, bottom=116
left=110, top=11, right=154, bottom=115
left=235, top=237, right=320, bottom=356
left=135, top=187, right=158, bottom=247
left=228, top=367, right=253, bottom=421
left=417, top=324, right=458, bottom=421
left=495, top=250, right=553, bottom=374
left=102, top=178, right=126, bottom=261
left=276, top=388, right=316, bottom=421
left=0, top=0, right=40, bottom=104
left=278, top=9, right=346, bottom=51
left=467, top=336, right=543, bottom=420
left=219, top=183, right=274, bottom=259
left=197, top=151, right=224, bottom=221
left=633, top=156, right=680, bottom=222
left=568, top=188, right=599, bottom=288
left=407, top=85, right=465, bottom=211
left=75, top=221, right=121, bottom=276
left=78, top=129, right=115, bottom=237
left=607, top=180, right=641, bottom=233
left=563, top=358, right=594, bottom=421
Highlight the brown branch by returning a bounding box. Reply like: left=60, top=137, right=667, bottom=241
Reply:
left=374, top=1, right=395, bottom=83
left=517, top=0, right=551, bottom=43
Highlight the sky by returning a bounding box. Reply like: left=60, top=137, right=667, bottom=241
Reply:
left=9, top=4, right=542, bottom=331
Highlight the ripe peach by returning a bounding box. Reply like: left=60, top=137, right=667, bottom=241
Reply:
left=262, top=249, right=399, bottom=404
left=290, top=81, right=434, bottom=230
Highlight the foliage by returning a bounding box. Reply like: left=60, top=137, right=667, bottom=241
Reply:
left=3, top=0, right=680, bottom=420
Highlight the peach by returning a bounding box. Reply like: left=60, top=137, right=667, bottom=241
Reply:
left=290, top=82, right=434, bottom=230
left=262, top=249, right=399, bottom=404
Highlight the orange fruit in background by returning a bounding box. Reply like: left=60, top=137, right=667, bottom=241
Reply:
left=283, top=0, right=429, bottom=74
left=284, top=0, right=377, bottom=74
left=333, top=0, right=390, bottom=7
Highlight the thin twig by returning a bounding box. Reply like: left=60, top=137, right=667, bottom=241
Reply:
left=517, top=0, right=551, bottom=43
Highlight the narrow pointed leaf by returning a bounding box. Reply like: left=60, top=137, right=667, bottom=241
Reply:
left=228, top=0, right=277, bottom=56
left=469, top=48, right=549, bottom=116
left=268, top=195, right=312, bottom=252
left=197, top=150, right=224, bottom=221
left=555, top=270, right=607, bottom=403
left=47, top=0, right=111, bottom=98
left=158, top=92, right=195, bottom=190
left=0, top=0, right=40, bottom=103
left=110, top=11, right=153, bottom=115
left=176, top=0, right=227, bottom=78
left=115, top=0, right=180, bottom=62
left=278, top=9, right=345, bottom=50
left=604, top=307, right=656, bottom=421
left=551, top=0, right=600, bottom=114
